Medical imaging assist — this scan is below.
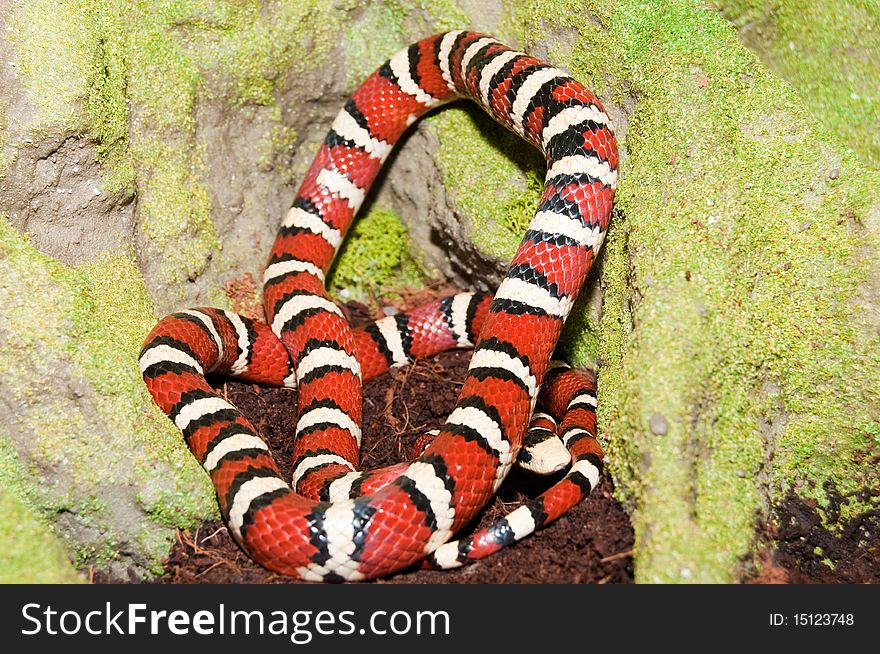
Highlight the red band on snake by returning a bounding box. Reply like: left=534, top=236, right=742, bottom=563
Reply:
left=141, top=30, right=617, bottom=581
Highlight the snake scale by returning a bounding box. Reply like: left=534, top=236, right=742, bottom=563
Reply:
left=140, top=30, right=617, bottom=581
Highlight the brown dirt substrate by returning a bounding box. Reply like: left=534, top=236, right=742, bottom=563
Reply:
left=154, top=298, right=635, bottom=584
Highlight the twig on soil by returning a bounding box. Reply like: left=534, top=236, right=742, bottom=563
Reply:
left=599, top=549, right=633, bottom=563
left=195, top=560, right=237, bottom=579
left=201, top=525, right=228, bottom=545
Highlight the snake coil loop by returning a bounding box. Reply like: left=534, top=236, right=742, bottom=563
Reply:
left=141, top=31, right=617, bottom=581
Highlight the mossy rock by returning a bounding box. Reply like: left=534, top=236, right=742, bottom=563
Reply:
left=513, top=0, right=879, bottom=582
left=0, top=491, right=82, bottom=583
left=0, top=223, right=216, bottom=578
left=713, top=0, right=880, bottom=168
left=0, top=0, right=876, bottom=582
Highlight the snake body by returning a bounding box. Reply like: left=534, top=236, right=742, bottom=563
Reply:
left=140, top=31, right=617, bottom=581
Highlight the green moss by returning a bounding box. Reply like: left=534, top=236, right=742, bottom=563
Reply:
left=73, top=252, right=217, bottom=522
left=127, top=0, right=346, bottom=285
left=504, top=0, right=880, bottom=582
left=6, top=0, right=468, bottom=289
left=327, top=207, right=425, bottom=298
left=0, top=101, right=10, bottom=179
left=8, top=1, right=95, bottom=130
left=7, top=1, right=131, bottom=191
left=713, top=0, right=880, bottom=167
left=134, top=137, right=219, bottom=282
left=259, top=105, right=299, bottom=169
left=384, top=0, right=471, bottom=35
left=84, top=4, right=133, bottom=193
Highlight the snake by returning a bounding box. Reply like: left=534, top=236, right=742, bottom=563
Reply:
left=140, top=30, right=617, bottom=581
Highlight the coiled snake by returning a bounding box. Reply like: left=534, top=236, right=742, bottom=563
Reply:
left=140, top=31, right=617, bottom=581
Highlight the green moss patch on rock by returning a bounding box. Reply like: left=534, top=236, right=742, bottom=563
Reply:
left=0, top=452, right=82, bottom=583
left=8, top=0, right=98, bottom=132
left=503, top=0, right=880, bottom=582
left=0, top=219, right=215, bottom=578
left=713, top=0, right=880, bottom=168
left=343, top=4, right=408, bottom=90
left=0, top=503, right=81, bottom=583
left=122, top=0, right=342, bottom=289
left=327, top=206, right=426, bottom=299
left=8, top=0, right=133, bottom=191
left=0, top=101, right=10, bottom=179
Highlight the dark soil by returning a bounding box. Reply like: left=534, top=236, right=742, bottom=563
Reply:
left=155, top=298, right=636, bottom=584
left=748, top=487, right=880, bottom=584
